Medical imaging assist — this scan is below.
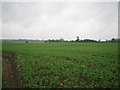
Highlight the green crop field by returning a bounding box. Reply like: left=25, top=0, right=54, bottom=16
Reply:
left=2, top=42, right=119, bottom=88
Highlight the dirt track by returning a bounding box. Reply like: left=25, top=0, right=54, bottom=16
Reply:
left=2, top=51, right=22, bottom=88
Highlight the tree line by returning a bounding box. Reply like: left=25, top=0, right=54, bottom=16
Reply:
left=44, top=36, right=119, bottom=43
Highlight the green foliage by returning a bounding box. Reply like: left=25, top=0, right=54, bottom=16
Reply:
left=2, top=42, right=118, bottom=88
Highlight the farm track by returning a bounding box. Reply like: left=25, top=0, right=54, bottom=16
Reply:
left=2, top=50, right=22, bottom=88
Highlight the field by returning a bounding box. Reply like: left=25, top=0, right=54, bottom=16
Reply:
left=2, top=42, right=119, bottom=88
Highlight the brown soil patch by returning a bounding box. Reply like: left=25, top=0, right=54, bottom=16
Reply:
left=2, top=50, right=23, bottom=88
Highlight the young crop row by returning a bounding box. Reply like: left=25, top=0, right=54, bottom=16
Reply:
left=14, top=54, right=118, bottom=88
left=2, top=42, right=119, bottom=88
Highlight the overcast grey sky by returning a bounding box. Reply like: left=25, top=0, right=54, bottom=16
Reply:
left=2, top=2, right=118, bottom=40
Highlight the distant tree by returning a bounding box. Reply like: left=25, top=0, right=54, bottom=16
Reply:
left=48, top=39, right=51, bottom=42
left=82, top=39, right=97, bottom=42
left=51, top=39, right=55, bottom=42
left=106, top=39, right=108, bottom=42
left=59, top=38, right=64, bottom=42
left=80, top=39, right=83, bottom=42
left=26, top=40, right=28, bottom=43
left=70, top=40, right=74, bottom=42
left=75, top=36, right=79, bottom=42
left=98, top=39, right=101, bottom=42
left=111, top=38, right=116, bottom=42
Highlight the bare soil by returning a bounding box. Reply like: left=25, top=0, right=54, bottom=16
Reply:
left=2, top=51, right=22, bottom=88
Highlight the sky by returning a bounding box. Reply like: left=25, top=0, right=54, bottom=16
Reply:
left=1, top=1, right=118, bottom=41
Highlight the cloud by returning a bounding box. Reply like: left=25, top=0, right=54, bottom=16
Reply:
left=2, top=2, right=118, bottom=40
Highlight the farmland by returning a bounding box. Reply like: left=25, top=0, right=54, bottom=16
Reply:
left=2, top=42, right=119, bottom=88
